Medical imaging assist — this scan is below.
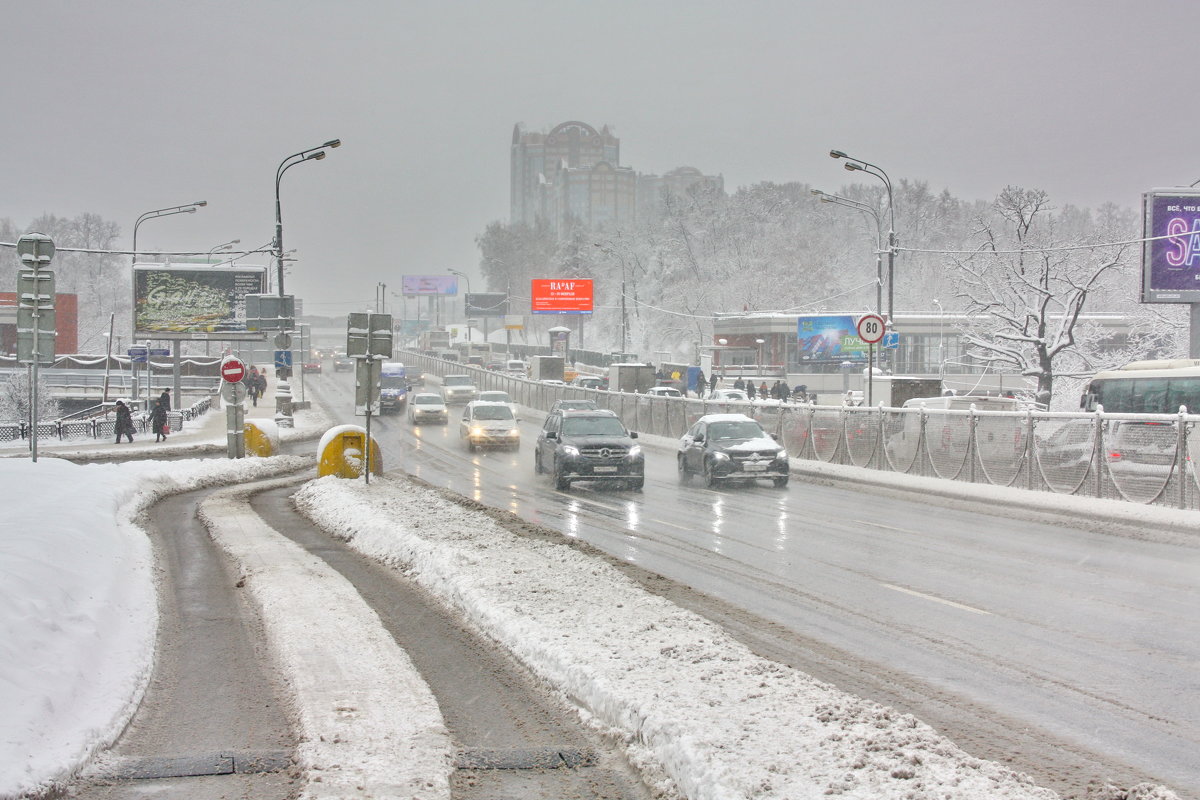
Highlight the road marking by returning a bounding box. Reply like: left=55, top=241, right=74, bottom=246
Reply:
left=650, top=519, right=692, bottom=531
left=854, top=520, right=917, bottom=534
left=880, top=583, right=991, bottom=615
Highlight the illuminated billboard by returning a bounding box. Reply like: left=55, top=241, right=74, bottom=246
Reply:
left=531, top=278, right=593, bottom=314
left=402, top=275, right=458, bottom=295
left=133, top=264, right=267, bottom=340
left=796, top=314, right=868, bottom=362
left=1142, top=189, right=1200, bottom=303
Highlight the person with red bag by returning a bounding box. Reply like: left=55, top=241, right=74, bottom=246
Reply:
left=149, top=399, right=169, bottom=443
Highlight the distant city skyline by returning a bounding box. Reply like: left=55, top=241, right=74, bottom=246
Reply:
left=1, top=1, right=1196, bottom=314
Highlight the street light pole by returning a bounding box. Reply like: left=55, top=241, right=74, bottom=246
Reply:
left=207, top=238, right=240, bottom=261
left=811, top=188, right=883, bottom=318
left=449, top=270, right=472, bottom=343
left=594, top=243, right=629, bottom=353
left=132, top=201, right=207, bottom=265
left=830, top=150, right=896, bottom=327
left=275, top=139, right=341, bottom=297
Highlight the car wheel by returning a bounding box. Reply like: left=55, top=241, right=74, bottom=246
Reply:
left=703, top=460, right=719, bottom=488
left=554, top=461, right=571, bottom=491
left=630, top=478, right=644, bottom=492
left=773, top=475, right=789, bottom=488
left=677, top=455, right=691, bottom=484
left=534, top=450, right=543, bottom=474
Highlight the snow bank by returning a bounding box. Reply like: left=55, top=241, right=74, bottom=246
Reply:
left=0, top=455, right=308, bottom=797
left=294, top=475, right=1061, bottom=800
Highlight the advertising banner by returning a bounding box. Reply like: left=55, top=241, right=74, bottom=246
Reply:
left=796, top=314, right=868, bottom=362
left=531, top=278, right=593, bottom=314
left=402, top=275, right=458, bottom=295
left=133, top=264, right=267, bottom=339
left=1142, top=189, right=1200, bottom=303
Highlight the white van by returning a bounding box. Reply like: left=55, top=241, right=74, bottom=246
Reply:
left=885, top=395, right=1021, bottom=468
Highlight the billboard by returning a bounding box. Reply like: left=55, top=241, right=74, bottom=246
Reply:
left=531, top=278, right=593, bottom=314
left=133, top=264, right=267, bottom=339
left=402, top=275, right=458, bottom=295
left=465, top=292, right=508, bottom=317
left=796, top=314, right=869, bottom=362
left=1142, top=189, right=1200, bottom=303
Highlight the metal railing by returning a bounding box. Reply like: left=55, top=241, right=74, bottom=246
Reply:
left=0, top=397, right=213, bottom=443
left=405, top=351, right=1200, bottom=509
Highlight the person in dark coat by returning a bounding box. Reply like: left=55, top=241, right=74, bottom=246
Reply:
left=760, top=381, right=770, bottom=400
left=746, top=381, right=756, bottom=400
left=149, top=399, right=169, bottom=442
left=695, top=372, right=707, bottom=398
left=734, top=377, right=745, bottom=391
left=114, top=400, right=134, bottom=444
left=159, top=388, right=171, bottom=411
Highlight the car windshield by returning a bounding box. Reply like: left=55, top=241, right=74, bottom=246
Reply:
left=381, top=376, right=406, bottom=388
left=413, top=395, right=441, bottom=405
left=444, top=376, right=472, bottom=386
left=708, top=421, right=764, bottom=440
left=473, top=405, right=513, bottom=420
left=562, top=417, right=626, bottom=436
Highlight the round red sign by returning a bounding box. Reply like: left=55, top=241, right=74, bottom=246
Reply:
left=221, top=357, right=247, bottom=383
left=856, top=314, right=886, bottom=344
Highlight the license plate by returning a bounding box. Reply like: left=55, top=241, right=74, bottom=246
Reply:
left=593, top=466, right=619, bottom=473
left=743, top=463, right=768, bottom=472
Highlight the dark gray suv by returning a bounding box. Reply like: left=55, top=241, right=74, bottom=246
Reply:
left=535, top=410, right=644, bottom=491
left=678, top=413, right=789, bottom=488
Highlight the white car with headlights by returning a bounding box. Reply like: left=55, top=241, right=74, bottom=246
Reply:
left=441, top=373, right=478, bottom=404
left=407, top=392, right=448, bottom=425
left=459, top=400, right=520, bottom=451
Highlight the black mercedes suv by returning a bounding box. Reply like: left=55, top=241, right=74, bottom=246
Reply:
left=535, top=409, right=644, bottom=491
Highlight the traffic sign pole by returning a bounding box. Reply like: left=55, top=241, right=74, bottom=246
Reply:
left=856, top=314, right=886, bottom=408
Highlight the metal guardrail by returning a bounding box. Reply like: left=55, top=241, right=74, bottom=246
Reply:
left=0, top=397, right=213, bottom=443
left=405, top=351, right=1200, bottom=509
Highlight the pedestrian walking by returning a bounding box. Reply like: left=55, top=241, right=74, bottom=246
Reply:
left=158, top=387, right=171, bottom=411
left=255, top=370, right=268, bottom=405
left=114, top=400, right=134, bottom=444
left=734, top=377, right=745, bottom=391
left=746, top=381, right=756, bottom=400
left=149, top=399, right=169, bottom=442
left=248, top=367, right=260, bottom=407
left=759, top=381, right=769, bottom=399
left=695, top=371, right=707, bottom=398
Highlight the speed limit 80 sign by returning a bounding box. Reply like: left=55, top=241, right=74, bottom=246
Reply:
left=856, top=314, right=886, bottom=344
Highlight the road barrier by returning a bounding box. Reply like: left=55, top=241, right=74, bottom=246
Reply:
left=403, top=351, right=1200, bottom=509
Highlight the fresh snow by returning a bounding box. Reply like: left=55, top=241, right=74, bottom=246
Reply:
left=0, top=403, right=1187, bottom=799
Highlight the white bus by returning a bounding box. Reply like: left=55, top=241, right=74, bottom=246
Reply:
left=1082, top=359, right=1200, bottom=414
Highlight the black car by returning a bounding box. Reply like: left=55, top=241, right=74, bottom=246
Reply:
left=535, top=409, right=644, bottom=491
left=678, top=413, right=789, bottom=488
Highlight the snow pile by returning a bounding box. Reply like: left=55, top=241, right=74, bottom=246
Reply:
left=200, top=482, right=453, bottom=799
left=0, top=455, right=309, bottom=797
left=294, top=475, right=1060, bottom=800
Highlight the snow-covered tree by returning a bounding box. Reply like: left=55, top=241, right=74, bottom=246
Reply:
left=949, top=187, right=1130, bottom=407
left=0, top=369, right=62, bottom=423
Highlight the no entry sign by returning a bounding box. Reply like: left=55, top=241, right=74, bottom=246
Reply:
left=221, top=357, right=247, bottom=383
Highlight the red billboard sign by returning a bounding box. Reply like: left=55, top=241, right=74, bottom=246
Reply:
left=531, top=279, right=593, bottom=314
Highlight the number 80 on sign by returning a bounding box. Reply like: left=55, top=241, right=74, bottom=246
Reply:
left=856, top=314, right=885, bottom=344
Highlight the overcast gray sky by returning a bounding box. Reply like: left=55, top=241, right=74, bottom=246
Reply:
left=1, top=0, right=1193, bottom=315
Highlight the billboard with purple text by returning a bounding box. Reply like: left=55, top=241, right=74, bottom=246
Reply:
left=1142, top=189, right=1200, bottom=303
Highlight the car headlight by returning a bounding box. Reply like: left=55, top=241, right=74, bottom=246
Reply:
left=711, top=451, right=730, bottom=462
left=471, top=426, right=485, bottom=436
left=560, top=445, right=580, bottom=457
left=775, top=449, right=788, bottom=461
left=507, top=429, right=520, bottom=437
left=628, top=445, right=643, bottom=459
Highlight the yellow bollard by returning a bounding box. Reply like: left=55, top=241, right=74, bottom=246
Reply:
left=243, top=420, right=278, bottom=457
left=317, top=425, right=383, bottom=478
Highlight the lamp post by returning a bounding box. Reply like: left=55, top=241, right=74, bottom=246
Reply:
left=594, top=243, right=629, bottom=353
left=448, top=269, right=472, bottom=342
left=811, top=188, right=883, bottom=318
left=275, top=139, right=340, bottom=297
left=132, top=201, right=207, bottom=265
left=830, top=150, right=896, bottom=327
left=755, top=338, right=765, bottom=372
left=932, top=298, right=946, bottom=384
left=207, top=238, right=240, bottom=260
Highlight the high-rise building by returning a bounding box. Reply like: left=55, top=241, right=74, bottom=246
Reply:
left=511, top=121, right=722, bottom=235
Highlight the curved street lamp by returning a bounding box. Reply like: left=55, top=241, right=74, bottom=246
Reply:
left=812, top=188, right=884, bottom=317
left=275, top=139, right=340, bottom=297
left=132, top=201, right=207, bottom=265
left=207, top=238, right=241, bottom=258
left=830, top=149, right=896, bottom=327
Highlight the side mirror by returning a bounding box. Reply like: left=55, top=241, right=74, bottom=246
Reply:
left=770, top=433, right=778, bottom=441
left=546, top=431, right=558, bottom=440
left=693, top=433, right=705, bottom=443
left=629, top=431, right=638, bottom=439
